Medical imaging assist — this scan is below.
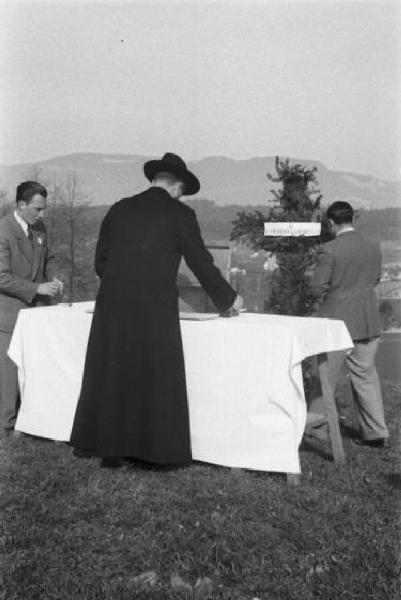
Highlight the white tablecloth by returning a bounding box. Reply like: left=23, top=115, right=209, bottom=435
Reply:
left=8, top=303, right=353, bottom=474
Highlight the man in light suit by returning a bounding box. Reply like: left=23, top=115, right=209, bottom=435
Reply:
left=0, top=181, right=62, bottom=435
left=310, top=201, right=389, bottom=447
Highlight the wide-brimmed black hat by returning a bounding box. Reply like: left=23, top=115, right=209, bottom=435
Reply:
left=143, top=152, right=200, bottom=195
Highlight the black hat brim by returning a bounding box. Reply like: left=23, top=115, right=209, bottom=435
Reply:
left=143, top=159, right=200, bottom=195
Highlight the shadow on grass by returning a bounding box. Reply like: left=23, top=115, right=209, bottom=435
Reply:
left=300, top=437, right=334, bottom=462
left=339, top=422, right=360, bottom=440
left=383, top=473, right=401, bottom=489
left=192, top=459, right=288, bottom=481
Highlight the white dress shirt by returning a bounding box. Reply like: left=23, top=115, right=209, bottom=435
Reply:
left=337, top=226, right=354, bottom=236
left=14, top=211, right=29, bottom=237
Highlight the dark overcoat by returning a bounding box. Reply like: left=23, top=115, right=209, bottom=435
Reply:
left=311, top=230, right=381, bottom=340
left=70, top=187, right=236, bottom=462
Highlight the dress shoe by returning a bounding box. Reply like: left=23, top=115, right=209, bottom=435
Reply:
left=100, top=457, right=123, bottom=469
left=353, top=437, right=390, bottom=448
left=156, top=461, right=192, bottom=471
left=73, top=447, right=95, bottom=458
left=123, top=458, right=191, bottom=471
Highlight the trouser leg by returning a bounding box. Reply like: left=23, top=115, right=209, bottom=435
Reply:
left=317, top=351, right=346, bottom=462
left=0, top=330, right=20, bottom=431
left=346, top=338, right=389, bottom=441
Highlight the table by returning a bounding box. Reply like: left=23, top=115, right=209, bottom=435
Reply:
left=8, top=303, right=353, bottom=474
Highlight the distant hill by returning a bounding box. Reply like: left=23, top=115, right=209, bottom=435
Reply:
left=0, top=153, right=400, bottom=209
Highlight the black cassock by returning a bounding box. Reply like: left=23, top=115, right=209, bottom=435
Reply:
left=70, top=187, right=236, bottom=463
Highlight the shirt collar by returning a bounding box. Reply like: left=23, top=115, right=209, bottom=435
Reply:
left=337, top=226, right=354, bottom=236
left=14, top=211, right=29, bottom=236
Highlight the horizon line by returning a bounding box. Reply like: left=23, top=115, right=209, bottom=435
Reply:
left=0, top=151, right=399, bottom=183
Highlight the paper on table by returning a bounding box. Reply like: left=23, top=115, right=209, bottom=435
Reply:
left=179, top=312, right=220, bottom=321
left=85, top=311, right=232, bottom=319
left=83, top=309, right=217, bottom=318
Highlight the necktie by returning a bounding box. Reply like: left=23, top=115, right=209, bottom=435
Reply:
left=27, top=225, right=33, bottom=243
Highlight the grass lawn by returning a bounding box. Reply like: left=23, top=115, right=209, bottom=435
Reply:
left=0, top=380, right=400, bottom=600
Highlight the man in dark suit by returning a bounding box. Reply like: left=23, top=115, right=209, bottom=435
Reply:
left=71, top=153, right=243, bottom=468
left=0, top=181, right=62, bottom=435
left=311, top=201, right=389, bottom=446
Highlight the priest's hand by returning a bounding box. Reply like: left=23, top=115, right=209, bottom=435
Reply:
left=220, top=294, right=245, bottom=317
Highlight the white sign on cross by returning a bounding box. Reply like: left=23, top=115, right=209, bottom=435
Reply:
left=264, top=222, right=321, bottom=237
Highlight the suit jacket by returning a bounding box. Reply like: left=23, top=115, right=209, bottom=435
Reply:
left=310, top=230, right=381, bottom=341
left=0, top=213, right=57, bottom=332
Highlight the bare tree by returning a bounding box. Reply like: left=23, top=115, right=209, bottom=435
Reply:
left=0, top=188, right=11, bottom=218
left=65, top=173, right=78, bottom=303
left=46, top=176, right=64, bottom=248
left=22, top=164, right=47, bottom=185
left=61, top=172, right=94, bottom=304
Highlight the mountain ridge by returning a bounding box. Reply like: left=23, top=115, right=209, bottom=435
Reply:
left=0, top=153, right=399, bottom=209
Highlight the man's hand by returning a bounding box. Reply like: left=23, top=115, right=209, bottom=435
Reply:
left=52, top=277, right=64, bottom=296
left=37, top=281, right=62, bottom=297
left=220, top=294, right=245, bottom=318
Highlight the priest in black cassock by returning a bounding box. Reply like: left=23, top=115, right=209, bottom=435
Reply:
left=70, top=153, right=242, bottom=468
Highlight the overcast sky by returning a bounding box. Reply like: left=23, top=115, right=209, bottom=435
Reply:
left=0, top=0, right=400, bottom=180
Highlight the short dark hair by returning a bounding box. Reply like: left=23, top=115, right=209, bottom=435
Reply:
left=16, top=181, right=47, bottom=204
left=326, top=201, right=354, bottom=225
